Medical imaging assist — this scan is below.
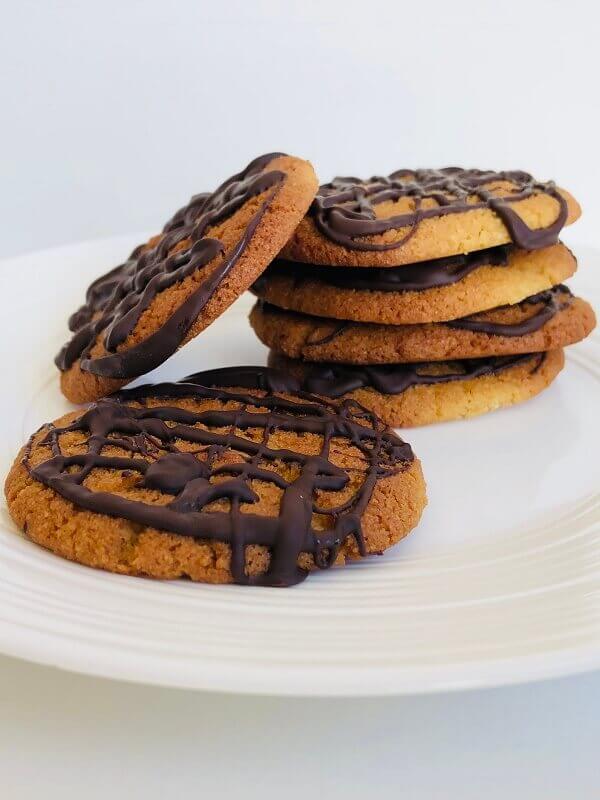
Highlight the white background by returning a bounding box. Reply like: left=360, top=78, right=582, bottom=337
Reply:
left=1, top=1, right=600, bottom=797
left=2, top=0, right=599, bottom=256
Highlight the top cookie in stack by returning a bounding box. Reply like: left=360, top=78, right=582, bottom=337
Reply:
left=251, top=168, right=596, bottom=426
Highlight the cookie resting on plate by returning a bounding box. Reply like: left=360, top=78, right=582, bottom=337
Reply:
left=267, top=350, right=565, bottom=427
left=5, top=368, right=427, bottom=587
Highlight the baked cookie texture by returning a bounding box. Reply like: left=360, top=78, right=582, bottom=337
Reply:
left=253, top=243, right=577, bottom=324
left=5, top=370, right=426, bottom=587
left=281, top=168, right=580, bottom=267
left=250, top=292, right=595, bottom=364
left=58, top=153, right=319, bottom=404
left=268, top=350, right=565, bottom=427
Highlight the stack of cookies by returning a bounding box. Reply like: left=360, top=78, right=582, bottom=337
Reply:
left=250, top=168, right=596, bottom=426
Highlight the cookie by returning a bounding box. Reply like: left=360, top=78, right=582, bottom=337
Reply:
left=281, top=168, right=580, bottom=267
left=268, top=350, right=565, bottom=427
left=249, top=288, right=595, bottom=363
left=57, top=153, right=319, bottom=404
left=5, top=368, right=426, bottom=587
left=254, top=243, right=576, bottom=324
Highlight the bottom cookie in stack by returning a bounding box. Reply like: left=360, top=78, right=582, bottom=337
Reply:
left=250, top=286, right=596, bottom=426
left=267, top=350, right=564, bottom=427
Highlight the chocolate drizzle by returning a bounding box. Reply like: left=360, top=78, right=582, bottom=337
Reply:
left=311, top=168, right=568, bottom=251
left=56, top=154, right=286, bottom=379
left=25, top=369, right=413, bottom=587
left=449, top=285, right=572, bottom=337
left=271, top=354, right=545, bottom=399
left=305, top=321, right=350, bottom=346
left=261, top=245, right=513, bottom=293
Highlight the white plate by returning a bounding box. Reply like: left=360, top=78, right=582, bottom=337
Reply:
left=0, top=235, right=599, bottom=696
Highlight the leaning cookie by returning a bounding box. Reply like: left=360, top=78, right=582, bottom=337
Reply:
left=268, top=350, right=565, bottom=427
left=5, top=368, right=426, bottom=587
left=254, top=243, right=577, bottom=324
left=57, top=153, right=318, bottom=404
left=282, top=168, right=580, bottom=267
left=250, top=288, right=595, bottom=364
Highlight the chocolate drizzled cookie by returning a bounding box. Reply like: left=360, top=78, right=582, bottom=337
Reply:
left=267, top=350, right=566, bottom=428
left=250, top=289, right=595, bottom=364
left=57, top=153, right=318, bottom=403
left=282, top=167, right=580, bottom=267
left=253, top=243, right=577, bottom=325
left=6, top=368, right=427, bottom=586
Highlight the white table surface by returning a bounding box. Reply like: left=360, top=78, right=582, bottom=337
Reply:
left=1, top=651, right=599, bottom=799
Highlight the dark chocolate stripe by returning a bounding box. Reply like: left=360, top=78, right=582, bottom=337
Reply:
left=448, top=285, right=572, bottom=337
left=261, top=244, right=513, bottom=293
left=277, top=354, right=545, bottom=399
